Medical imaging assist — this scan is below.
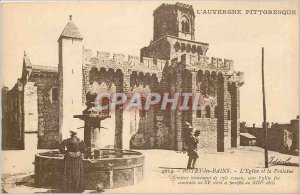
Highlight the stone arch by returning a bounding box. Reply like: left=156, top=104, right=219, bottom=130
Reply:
left=115, top=69, right=124, bottom=90
left=99, top=67, right=107, bottom=84
left=87, top=76, right=117, bottom=149
left=87, top=67, right=125, bottom=149
left=180, top=43, right=186, bottom=52
left=150, top=74, right=159, bottom=91
left=218, top=72, right=224, bottom=77
left=186, top=44, right=191, bottom=53
left=88, top=67, right=121, bottom=93
left=197, top=70, right=203, bottom=81
left=89, top=67, right=99, bottom=84
left=174, top=42, right=180, bottom=52
left=99, top=67, right=106, bottom=73
left=144, top=73, right=151, bottom=87
left=137, top=72, right=145, bottom=87
left=129, top=70, right=157, bottom=150
left=192, top=45, right=197, bottom=53
left=197, top=46, right=203, bottom=55
left=204, top=70, right=210, bottom=76
left=106, top=68, right=115, bottom=86
left=211, top=71, right=217, bottom=78
left=130, top=71, right=138, bottom=88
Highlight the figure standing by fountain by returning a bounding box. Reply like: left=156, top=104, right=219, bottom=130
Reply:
left=59, top=130, right=86, bottom=193
left=186, top=129, right=200, bottom=169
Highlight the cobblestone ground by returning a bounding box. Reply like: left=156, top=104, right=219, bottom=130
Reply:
left=2, top=146, right=299, bottom=193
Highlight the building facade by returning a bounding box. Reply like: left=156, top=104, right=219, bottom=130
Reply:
left=242, top=116, right=299, bottom=155
left=2, top=3, right=244, bottom=152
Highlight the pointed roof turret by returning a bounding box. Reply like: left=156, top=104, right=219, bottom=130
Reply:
left=21, top=51, right=32, bottom=81
left=59, top=15, right=83, bottom=40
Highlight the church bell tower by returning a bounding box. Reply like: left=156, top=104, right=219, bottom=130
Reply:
left=153, top=2, right=195, bottom=41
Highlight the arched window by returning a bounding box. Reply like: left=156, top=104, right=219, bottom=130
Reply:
left=181, top=16, right=190, bottom=33
left=205, top=106, right=211, bottom=118
left=227, top=110, right=231, bottom=120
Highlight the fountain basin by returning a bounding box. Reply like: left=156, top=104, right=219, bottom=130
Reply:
left=34, top=149, right=144, bottom=189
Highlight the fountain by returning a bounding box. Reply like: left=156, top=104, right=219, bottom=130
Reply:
left=34, top=93, right=144, bottom=190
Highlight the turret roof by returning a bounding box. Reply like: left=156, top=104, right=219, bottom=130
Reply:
left=60, top=15, right=83, bottom=40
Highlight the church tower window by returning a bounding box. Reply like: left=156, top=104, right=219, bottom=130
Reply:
left=181, top=16, right=190, bottom=33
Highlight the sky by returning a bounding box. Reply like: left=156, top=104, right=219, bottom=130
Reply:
left=1, top=1, right=299, bottom=126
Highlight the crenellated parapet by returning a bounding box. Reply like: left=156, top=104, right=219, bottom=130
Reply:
left=83, top=50, right=166, bottom=81
left=128, top=55, right=140, bottom=65
left=113, top=53, right=125, bottom=64
left=97, top=51, right=110, bottom=59
left=182, top=53, right=235, bottom=74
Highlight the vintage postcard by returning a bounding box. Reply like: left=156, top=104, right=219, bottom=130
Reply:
left=1, top=1, right=299, bottom=193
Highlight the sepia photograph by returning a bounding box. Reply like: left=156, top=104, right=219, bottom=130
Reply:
left=1, top=1, right=299, bottom=193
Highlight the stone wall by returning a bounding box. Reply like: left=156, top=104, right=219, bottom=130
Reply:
left=193, top=118, right=217, bottom=152
left=23, top=82, right=38, bottom=149
left=28, top=73, right=59, bottom=149
left=1, top=82, right=24, bottom=150
left=247, top=120, right=299, bottom=155
left=24, top=82, right=38, bottom=133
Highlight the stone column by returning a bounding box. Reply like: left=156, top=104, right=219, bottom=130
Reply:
left=191, top=71, right=197, bottom=123
left=175, top=69, right=183, bottom=151
left=118, top=69, right=131, bottom=150
left=230, top=83, right=236, bottom=148
left=217, top=74, right=229, bottom=152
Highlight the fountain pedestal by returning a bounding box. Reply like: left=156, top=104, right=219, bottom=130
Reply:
left=73, top=108, right=111, bottom=158
left=35, top=105, right=144, bottom=190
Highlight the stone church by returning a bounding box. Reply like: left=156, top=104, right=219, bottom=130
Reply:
left=2, top=3, right=244, bottom=152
